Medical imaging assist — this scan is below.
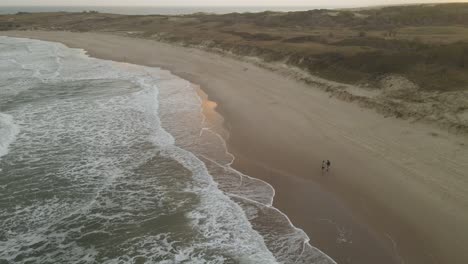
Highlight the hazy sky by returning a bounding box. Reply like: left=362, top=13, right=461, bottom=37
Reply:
left=1, top=0, right=466, bottom=6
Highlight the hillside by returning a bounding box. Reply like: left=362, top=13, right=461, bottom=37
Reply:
left=1, top=3, right=468, bottom=133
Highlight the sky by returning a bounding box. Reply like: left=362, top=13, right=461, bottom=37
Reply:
left=0, top=0, right=466, bottom=7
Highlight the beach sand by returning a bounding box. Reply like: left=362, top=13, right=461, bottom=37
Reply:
left=3, top=31, right=467, bottom=264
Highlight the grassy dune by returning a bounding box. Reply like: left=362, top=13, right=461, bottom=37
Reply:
left=1, top=3, right=468, bottom=132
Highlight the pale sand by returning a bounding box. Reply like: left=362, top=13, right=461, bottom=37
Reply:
left=3, top=31, right=467, bottom=264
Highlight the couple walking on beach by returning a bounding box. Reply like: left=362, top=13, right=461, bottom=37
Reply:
left=322, top=160, right=331, bottom=174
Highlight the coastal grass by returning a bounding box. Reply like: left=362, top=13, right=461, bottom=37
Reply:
left=2, top=3, right=468, bottom=133
left=2, top=4, right=468, bottom=92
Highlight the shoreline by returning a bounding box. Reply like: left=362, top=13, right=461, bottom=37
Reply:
left=196, top=87, right=337, bottom=263
left=3, top=31, right=467, bottom=264
left=197, top=88, right=401, bottom=264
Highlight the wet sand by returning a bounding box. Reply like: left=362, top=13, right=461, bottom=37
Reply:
left=3, top=31, right=468, bottom=264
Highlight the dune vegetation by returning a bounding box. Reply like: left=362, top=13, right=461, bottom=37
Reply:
left=2, top=3, right=468, bottom=133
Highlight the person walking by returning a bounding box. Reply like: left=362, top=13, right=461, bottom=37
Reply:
left=321, top=160, right=326, bottom=174
left=326, top=160, right=331, bottom=172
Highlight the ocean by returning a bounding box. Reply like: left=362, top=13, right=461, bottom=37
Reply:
left=0, top=6, right=342, bottom=15
left=0, top=37, right=335, bottom=263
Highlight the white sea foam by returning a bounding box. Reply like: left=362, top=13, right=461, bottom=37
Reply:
left=0, top=37, right=284, bottom=263
left=0, top=113, right=19, bottom=162
left=0, top=36, right=338, bottom=264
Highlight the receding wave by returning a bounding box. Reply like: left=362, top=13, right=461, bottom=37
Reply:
left=0, top=113, right=19, bottom=162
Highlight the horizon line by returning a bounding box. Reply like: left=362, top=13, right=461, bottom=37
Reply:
left=0, top=2, right=459, bottom=8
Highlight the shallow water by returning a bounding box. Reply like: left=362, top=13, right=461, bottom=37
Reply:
left=0, top=37, right=335, bottom=264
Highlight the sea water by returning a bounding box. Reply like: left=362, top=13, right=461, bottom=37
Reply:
left=0, top=37, right=335, bottom=264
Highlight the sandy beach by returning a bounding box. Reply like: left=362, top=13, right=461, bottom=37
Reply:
left=3, top=31, right=467, bottom=264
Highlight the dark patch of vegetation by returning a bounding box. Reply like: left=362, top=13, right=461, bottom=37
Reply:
left=196, top=4, right=468, bottom=30
left=283, top=35, right=325, bottom=43
left=0, top=23, right=19, bottom=31
left=359, top=3, right=468, bottom=28
left=222, top=31, right=282, bottom=41
left=332, top=37, right=428, bottom=51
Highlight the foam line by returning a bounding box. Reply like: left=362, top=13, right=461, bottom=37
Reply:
left=0, top=113, right=20, bottom=161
